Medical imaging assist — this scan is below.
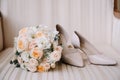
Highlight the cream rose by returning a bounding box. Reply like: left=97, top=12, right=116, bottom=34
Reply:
left=27, top=65, right=37, bottom=72
left=54, top=46, right=63, bottom=53
left=50, top=51, right=61, bottom=61
left=28, top=39, right=37, bottom=50
left=35, top=31, right=45, bottom=38
left=17, top=37, right=28, bottom=52
left=42, top=63, right=50, bottom=71
left=29, top=58, right=38, bottom=66
left=19, top=27, right=28, bottom=36
left=30, top=47, right=43, bottom=59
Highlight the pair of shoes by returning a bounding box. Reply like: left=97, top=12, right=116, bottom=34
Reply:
left=56, top=24, right=117, bottom=67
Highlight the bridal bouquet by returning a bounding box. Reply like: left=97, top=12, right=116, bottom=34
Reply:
left=10, top=25, right=63, bottom=72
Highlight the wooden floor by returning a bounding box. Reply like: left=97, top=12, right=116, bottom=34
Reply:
left=0, top=48, right=120, bottom=80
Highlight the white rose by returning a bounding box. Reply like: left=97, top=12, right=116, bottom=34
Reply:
left=27, top=31, right=35, bottom=41
left=37, top=43, right=43, bottom=49
left=21, top=52, right=30, bottom=62
left=36, top=36, right=51, bottom=49
left=20, top=63, right=27, bottom=70
left=29, top=58, right=38, bottom=66
left=38, top=25, right=49, bottom=32
left=49, top=30, right=59, bottom=42
left=45, top=43, right=51, bottom=49
left=27, top=65, right=37, bottom=72
left=29, top=26, right=38, bottom=33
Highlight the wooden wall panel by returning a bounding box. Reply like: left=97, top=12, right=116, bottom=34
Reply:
left=0, top=14, right=3, bottom=51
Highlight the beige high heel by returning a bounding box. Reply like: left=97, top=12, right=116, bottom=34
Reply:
left=73, top=31, right=117, bottom=66
left=56, top=24, right=84, bottom=67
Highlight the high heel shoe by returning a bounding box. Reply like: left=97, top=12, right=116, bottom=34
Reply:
left=72, top=31, right=117, bottom=66
left=56, top=24, right=84, bottom=67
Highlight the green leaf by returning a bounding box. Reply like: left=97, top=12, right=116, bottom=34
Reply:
left=16, top=63, right=20, bottom=67
left=54, top=34, right=59, bottom=41
left=10, top=60, right=13, bottom=64
left=36, top=26, right=39, bottom=28
left=13, top=59, right=18, bottom=65
left=15, top=51, right=21, bottom=56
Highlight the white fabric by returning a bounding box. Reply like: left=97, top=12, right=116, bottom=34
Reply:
left=0, top=17, right=3, bottom=51
left=0, top=48, right=120, bottom=80
left=0, top=0, right=114, bottom=48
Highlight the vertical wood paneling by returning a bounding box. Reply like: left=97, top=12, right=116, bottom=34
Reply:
left=0, top=16, right=3, bottom=51
left=0, top=0, right=113, bottom=47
